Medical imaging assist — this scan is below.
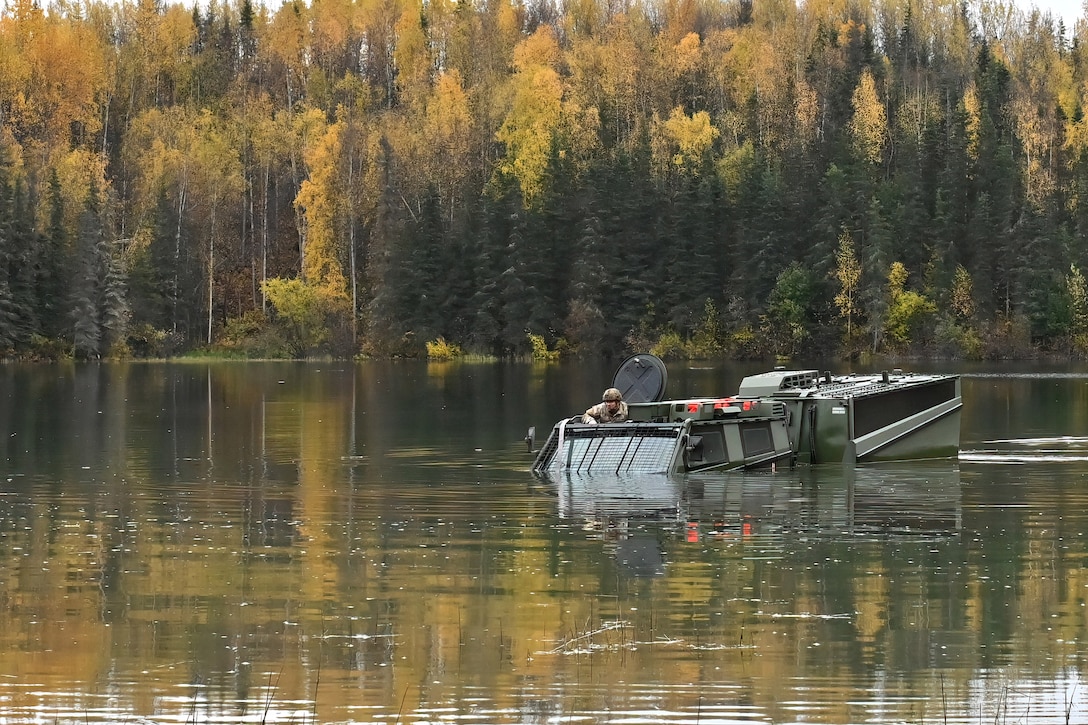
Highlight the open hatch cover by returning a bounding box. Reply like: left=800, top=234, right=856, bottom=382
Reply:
left=612, top=354, right=668, bottom=403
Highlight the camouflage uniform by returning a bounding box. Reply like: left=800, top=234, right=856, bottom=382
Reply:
left=582, top=388, right=628, bottom=423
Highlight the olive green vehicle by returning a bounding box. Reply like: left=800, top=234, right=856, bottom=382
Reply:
left=529, top=355, right=962, bottom=475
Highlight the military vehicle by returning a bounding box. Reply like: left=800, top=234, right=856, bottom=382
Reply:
left=528, top=354, right=961, bottom=475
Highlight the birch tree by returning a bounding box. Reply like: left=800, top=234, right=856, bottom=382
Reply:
left=834, top=229, right=862, bottom=346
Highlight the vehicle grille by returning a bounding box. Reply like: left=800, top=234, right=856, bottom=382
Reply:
left=537, top=424, right=684, bottom=474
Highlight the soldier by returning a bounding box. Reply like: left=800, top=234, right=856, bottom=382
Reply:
left=582, top=387, right=628, bottom=424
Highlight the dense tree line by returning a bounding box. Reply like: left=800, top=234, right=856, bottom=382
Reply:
left=1, top=0, right=1087, bottom=360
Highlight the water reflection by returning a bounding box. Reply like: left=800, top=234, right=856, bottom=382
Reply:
left=549, top=471, right=685, bottom=520
left=963, top=435, right=1088, bottom=463
left=2, top=363, right=1088, bottom=723
left=539, top=463, right=965, bottom=614
left=543, top=461, right=963, bottom=541
left=839, top=463, right=962, bottom=535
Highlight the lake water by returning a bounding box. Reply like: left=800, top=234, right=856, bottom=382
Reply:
left=1, top=359, right=1088, bottom=724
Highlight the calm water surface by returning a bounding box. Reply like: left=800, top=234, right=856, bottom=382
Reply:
left=1, top=360, right=1088, bottom=724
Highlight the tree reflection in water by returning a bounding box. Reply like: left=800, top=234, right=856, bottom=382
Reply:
left=0, top=363, right=1083, bottom=724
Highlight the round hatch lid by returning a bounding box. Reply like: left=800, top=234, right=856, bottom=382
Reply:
left=612, top=353, right=668, bottom=403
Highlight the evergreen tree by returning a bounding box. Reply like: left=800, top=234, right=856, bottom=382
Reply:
left=468, top=191, right=517, bottom=355
left=971, top=42, right=1022, bottom=318
left=8, top=178, right=41, bottom=345
left=860, top=195, right=894, bottom=350
left=412, top=187, right=449, bottom=341
left=735, top=164, right=789, bottom=314
left=100, top=240, right=130, bottom=354
left=565, top=206, right=608, bottom=353
left=127, top=189, right=175, bottom=332
left=498, top=211, right=555, bottom=352
left=659, top=172, right=723, bottom=334
left=365, top=137, right=415, bottom=353
left=3, top=0, right=1088, bottom=359
left=606, top=149, right=660, bottom=352
left=71, top=189, right=105, bottom=358
left=0, top=171, right=21, bottom=351
left=40, top=171, right=69, bottom=339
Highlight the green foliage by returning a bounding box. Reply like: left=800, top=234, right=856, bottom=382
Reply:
left=885, top=289, right=938, bottom=347
left=26, top=335, right=73, bottom=361
left=123, top=324, right=182, bottom=359
left=641, top=301, right=731, bottom=360
left=1073, top=334, right=1088, bottom=359
left=649, top=330, right=687, bottom=360
left=929, top=266, right=983, bottom=359
left=833, top=231, right=862, bottom=352
left=426, top=337, right=464, bottom=360
left=40, top=171, right=69, bottom=339
left=884, top=262, right=937, bottom=350
left=1067, top=264, right=1088, bottom=336
left=764, top=264, right=816, bottom=359
left=934, top=318, right=983, bottom=360
left=213, top=310, right=292, bottom=358
left=0, top=0, right=1086, bottom=362
left=625, top=303, right=661, bottom=355
left=262, top=277, right=334, bottom=357
left=729, top=326, right=762, bottom=360
left=716, top=142, right=757, bottom=204
left=563, top=298, right=608, bottom=354
left=950, top=266, right=976, bottom=322
left=70, top=191, right=105, bottom=359
left=100, top=246, right=130, bottom=353
left=980, top=315, right=1034, bottom=360
left=688, top=300, right=725, bottom=359
left=527, top=332, right=560, bottom=361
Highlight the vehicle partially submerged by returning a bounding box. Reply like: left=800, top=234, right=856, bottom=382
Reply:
left=550, top=462, right=963, bottom=537
left=529, top=355, right=961, bottom=475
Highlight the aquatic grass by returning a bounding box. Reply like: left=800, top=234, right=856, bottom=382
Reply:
left=260, top=669, right=280, bottom=725
left=544, top=613, right=740, bottom=657
left=941, top=673, right=948, bottom=725
left=547, top=619, right=631, bottom=654
left=310, top=636, right=322, bottom=725
left=186, top=681, right=197, bottom=724
left=395, top=684, right=411, bottom=725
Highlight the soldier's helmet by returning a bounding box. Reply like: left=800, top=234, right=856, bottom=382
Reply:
left=602, top=388, right=623, bottom=402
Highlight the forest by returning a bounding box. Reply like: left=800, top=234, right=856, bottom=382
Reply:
left=0, top=0, right=1086, bottom=360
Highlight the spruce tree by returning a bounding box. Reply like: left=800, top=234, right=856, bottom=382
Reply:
left=0, top=173, right=19, bottom=351
left=70, top=182, right=106, bottom=359
left=9, top=179, right=40, bottom=345
left=100, top=239, right=130, bottom=355
left=40, top=171, right=69, bottom=340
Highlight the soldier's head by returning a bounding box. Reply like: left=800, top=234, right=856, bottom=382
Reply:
left=602, top=388, right=623, bottom=410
